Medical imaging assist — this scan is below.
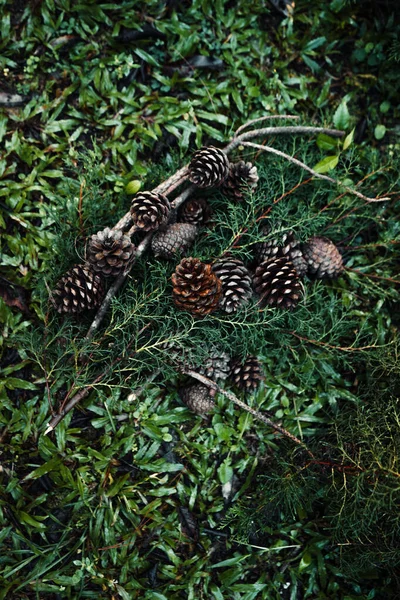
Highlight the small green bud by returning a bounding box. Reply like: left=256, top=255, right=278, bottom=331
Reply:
left=125, top=180, right=141, bottom=194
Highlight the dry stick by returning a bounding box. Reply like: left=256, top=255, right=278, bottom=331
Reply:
left=185, top=369, right=314, bottom=458
left=235, top=114, right=300, bottom=135
left=241, top=141, right=391, bottom=203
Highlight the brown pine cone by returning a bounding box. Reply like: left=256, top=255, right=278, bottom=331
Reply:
left=302, top=236, right=344, bottom=278
left=179, top=197, right=212, bottom=226
left=255, top=229, right=308, bottom=277
left=51, top=264, right=105, bottom=314
left=221, top=161, right=259, bottom=202
left=230, top=356, right=264, bottom=392
left=87, top=227, right=135, bottom=277
left=171, top=257, right=222, bottom=316
left=180, top=384, right=216, bottom=414
left=130, top=191, right=170, bottom=231
left=189, top=146, right=230, bottom=188
left=253, top=257, right=302, bottom=310
left=152, top=223, right=198, bottom=259
left=212, top=257, right=253, bottom=313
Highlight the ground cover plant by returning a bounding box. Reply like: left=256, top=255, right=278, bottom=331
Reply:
left=1, top=1, right=399, bottom=599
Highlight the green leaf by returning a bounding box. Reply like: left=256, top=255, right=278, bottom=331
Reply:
left=312, top=155, right=339, bottom=173
left=218, top=458, right=233, bottom=484
left=343, top=128, right=355, bottom=150
left=17, top=511, right=47, bottom=530
left=316, top=133, right=338, bottom=151
left=23, top=457, right=61, bottom=481
left=333, top=100, right=350, bottom=130
left=211, top=554, right=250, bottom=568
left=374, top=124, right=386, bottom=140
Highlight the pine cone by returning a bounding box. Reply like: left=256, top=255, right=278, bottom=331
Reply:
left=255, top=229, right=308, bottom=277
left=212, top=257, right=252, bottom=313
left=197, top=349, right=231, bottom=382
left=130, top=191, right=170, bottom=231
left=180, top=384, right=216, bottom=415
left=189, top=146, right=230, bottom=188
left=253, top=257, right=302, bottom=310
left=302, top=236, right=343, bottom=278
left=221, top=161, right=259, bottom=202
left=51, top=264, right=105, bottom=314
left=171, top=257, right=222, bottom=316
left=179, top=197, right=212, bottom=226
left=87, top=227, right=135, bottom=277
left=230, top=356, right=264, bottom=392
left=152, top=223, right=198, bottom=259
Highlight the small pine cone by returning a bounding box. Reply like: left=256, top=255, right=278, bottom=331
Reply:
left=302, top=236, right=343, bottom=278
left=253, top=257, right=302, bottom=310
left=230, top=356, right=264, bottom=393
left=51, top=264, right=105, bottom=314
left=130, top=191, right=170, bottom=231
left=179, top=197, right=212, bottom=226
left=87, top=227, right=135, bottom=277
left=180, top=384, right=216, bottom=415
left=221, top=161, right=259, bottom=202
left=198, top=349, right=231, bottom=382
left=152, top=223, right=198, bottom=259
left=212, top=257, right=252, bottom=313
left=189, top=146, right=230, bottom=188
left=255, top=230, right=308, bottom=277
left=172, top=257, right=222, bottom=317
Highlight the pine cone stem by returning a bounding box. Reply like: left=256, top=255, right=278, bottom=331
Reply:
left=184, top=369, right=315, bottom=458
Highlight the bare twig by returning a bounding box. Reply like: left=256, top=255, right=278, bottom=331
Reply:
left=235, top=114, right=300, bottom=135
left=241, top=141, right=390, bottom=203
left=184, top=369, right=314, bottom=458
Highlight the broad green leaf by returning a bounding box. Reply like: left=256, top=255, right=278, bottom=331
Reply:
left=374, top=124, right=386, bottom=140
left=312, top=155, right=339, bottom=173
left=316, top=133, right=338, bottom=151
left=217, top=458, right=233, bottom=484
left=333, top=100, right=350, bottom=130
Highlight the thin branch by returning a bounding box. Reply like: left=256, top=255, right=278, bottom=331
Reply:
left=241, top=141, right=391, bottom=203
left=184, top=369, right=314, bottom=458
left=224, top=125, right=345, bottom=154
left=235, top=114, right=300, bottom=135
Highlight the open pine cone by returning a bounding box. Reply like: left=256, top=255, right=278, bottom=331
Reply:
left=179, top=197, right=212, bottom=226
left=189, top=146, right=230, bottom=188
left=253, top=257, right=302, bottom=310
left=130, top=191, right=170, bottom=231
left=87, top=227, right=135, bottom=277
left=220, top=161, right=259, bottom=202
left=230, top=356, right=264, bottom=392
left=51, top=264, right=105, bottom=314
left=212, top=257, right=253, bottom=313
left=172, top=257, right=222, bottom=316
left=255, top=229, right=308, bottom=277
